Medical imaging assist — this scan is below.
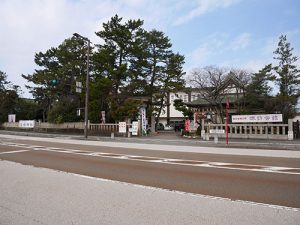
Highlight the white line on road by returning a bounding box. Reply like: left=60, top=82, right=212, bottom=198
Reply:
left=1, top=142, right=300, bottom=175
left=0, top=150, right=30, bottom=155
left=1, top=134, right=300, bottom=158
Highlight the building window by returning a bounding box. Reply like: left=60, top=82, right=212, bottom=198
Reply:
left=171, top=95, right=174, bottom=103
left=183, top=95, right=188, bottom=103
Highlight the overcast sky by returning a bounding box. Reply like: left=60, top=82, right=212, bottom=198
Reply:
left=1, top=0, right=300, bottom=98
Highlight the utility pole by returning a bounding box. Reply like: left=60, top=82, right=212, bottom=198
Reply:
left=73, top=33, right=90, bottom=139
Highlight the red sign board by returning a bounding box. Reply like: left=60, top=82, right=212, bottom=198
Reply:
left=185, top=119, right=190, bottom=132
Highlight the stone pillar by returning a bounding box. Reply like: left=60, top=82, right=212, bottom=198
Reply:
left=260, top=126, right=263, bottom=135
left=271, top=126, right=274, bottom=135
left=151, top=116, right=156, bottom=133
left=288, top=119, right=293, bottom=140
left=201, top=118, right=205, bottom=139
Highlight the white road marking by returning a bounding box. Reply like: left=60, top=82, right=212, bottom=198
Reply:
left=1, top=141, right=300, bottom=175
left=209, top=162, right=231, bottom=166
left=65, top=151, right=300, bottom=175
left=260, top=166, right=293, bottom=171
left=0, top=150, right=30, bottom=154
left=47, top=147, right=63, bottom=150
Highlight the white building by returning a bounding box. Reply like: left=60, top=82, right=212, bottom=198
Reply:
left=159, top=90, right=197, bottom=126
left=158, top=75, right=245, bottom=126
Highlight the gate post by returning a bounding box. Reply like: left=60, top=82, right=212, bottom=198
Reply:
left=288, top=119, right=293, bottom=141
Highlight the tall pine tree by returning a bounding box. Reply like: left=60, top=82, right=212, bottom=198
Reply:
left=273, top=35, right=300, bottom=122
left=244, top=64, right=273, bottom=113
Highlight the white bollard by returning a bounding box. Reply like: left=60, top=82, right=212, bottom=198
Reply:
left=205, top=133, right=210, bottom=141
left=111, top=132, right=114, bottom=139
left=288, top=131, right=293, bottom=141
left=214, top=135, right=218, bottom=144
left=201, top=130, right=205, bottom=140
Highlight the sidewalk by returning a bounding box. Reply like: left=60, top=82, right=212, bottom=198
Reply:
left=1, top=160, right=299, bottom=225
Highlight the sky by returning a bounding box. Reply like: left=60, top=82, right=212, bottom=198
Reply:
left=1, top=0, right=300, bottom=98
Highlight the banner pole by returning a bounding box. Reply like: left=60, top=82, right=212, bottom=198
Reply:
left=226, top=96, right=229, bottom=145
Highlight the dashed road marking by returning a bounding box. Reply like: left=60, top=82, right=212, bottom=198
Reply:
left=0, top=150, right=30, bottom=155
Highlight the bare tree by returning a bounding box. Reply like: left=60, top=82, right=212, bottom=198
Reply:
left=229, top=68, right=251, bottom=112
left=188, top=66, right=230, bottom=123
left=188, top=66, right=250, bottom=123
left=230, top=68, right=252, bottom=86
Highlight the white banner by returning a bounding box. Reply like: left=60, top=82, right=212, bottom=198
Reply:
left=118, top=122, right=127, bottom=133
left=139, top=106, right=147, bottom=135
left=19, top=120, right=35, bottom=128
left=232, top=114, right=283, bottom=123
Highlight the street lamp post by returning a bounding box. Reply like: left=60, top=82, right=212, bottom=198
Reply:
left=73, top=33, right=90, bottom=139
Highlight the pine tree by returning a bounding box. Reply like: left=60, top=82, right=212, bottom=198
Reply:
left=22, top=36, right=88, bottom=122
left=0, top=70, right=20, bottom=122
left=244, top=64, right=273, bottom=113
left=273, top=35, right=300, bottom=122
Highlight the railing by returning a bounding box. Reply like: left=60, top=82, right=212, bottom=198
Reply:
left=2, top=122, right=19, bottom=128
left=203, top=123, right=289, bottom=140
left=89, top=123, right=133, bottom=136
left=1, top=121, right=292, bottom=140
left=1, top=122, right=85, bottom=134
left=1, top=122, right=134, bottom=137
left=36, top=122, right=85, bottom=129
left=1, top=122, right=85, bottom=129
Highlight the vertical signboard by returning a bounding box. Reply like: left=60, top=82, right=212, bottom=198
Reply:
left=131, top=121, right=139, bottom=136
left=118, top=122, right=127, bottom=133
left=139, top=106, right=147, bottom=135
left=8, top=114, right=16, bottom=123
left=185, top=119, right=190, bottom=132
left=226, top=96, right=229, bottom=145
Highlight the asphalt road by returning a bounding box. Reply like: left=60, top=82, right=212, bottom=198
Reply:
left=1, top=137, right=300, bottom=209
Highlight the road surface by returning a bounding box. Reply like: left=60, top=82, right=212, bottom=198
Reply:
left=1, top=135, right=300, bottom=209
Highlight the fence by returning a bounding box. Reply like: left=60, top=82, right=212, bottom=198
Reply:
left=0, top=121, right=293, bottom=140
left=203, top=123, right=289, bottom=140
left=89, top=123, right=133, bottom=136
left=1, top=122, right=134, bottom=137
left=1, top=122, right=85, bottom=134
